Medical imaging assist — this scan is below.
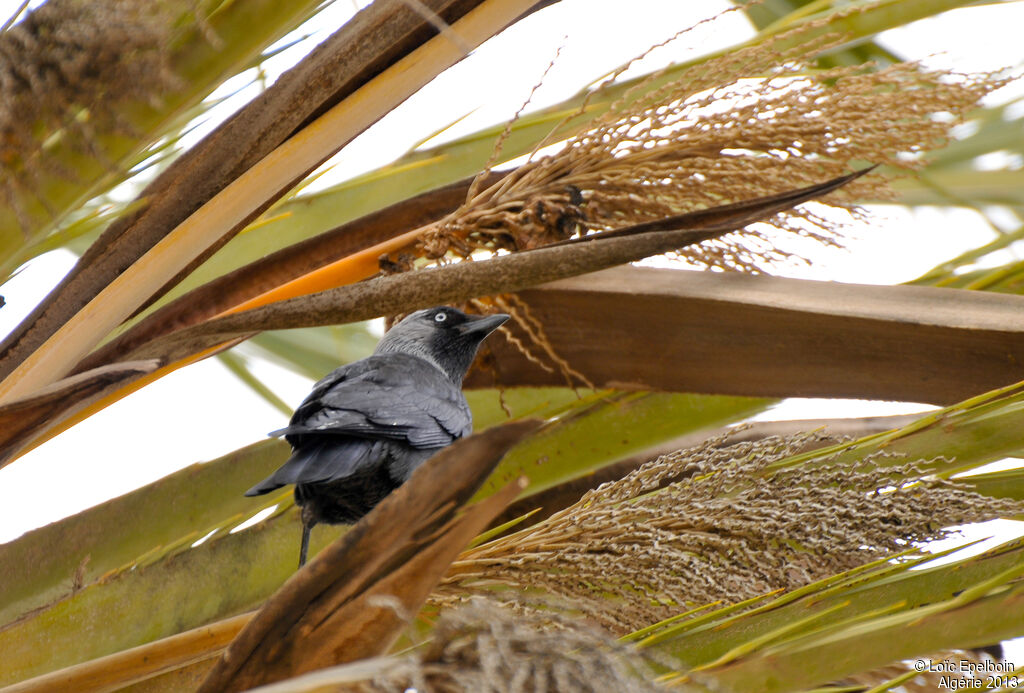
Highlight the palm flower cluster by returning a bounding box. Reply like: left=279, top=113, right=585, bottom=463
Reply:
left=416, top=23, right=1003, bottom=274
left=402, top=16, right=1006, bottom=382
left=0, top=0, right=182, bottom=228
left=438, top=431, right=1024, bottom=633
left=348, top=599, right=664, bottom=693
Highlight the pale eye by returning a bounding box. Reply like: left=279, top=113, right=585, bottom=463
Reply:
left=434, top=312, right=447, bottom=323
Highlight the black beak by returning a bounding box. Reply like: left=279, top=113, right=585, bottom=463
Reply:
left=458, top=313, right=510, bottom=336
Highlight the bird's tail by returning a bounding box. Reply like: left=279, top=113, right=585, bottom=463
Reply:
left=244, top=442, right=328, bottom=496
left=244, top=474, right=285, bottom=497
left=244, top=438, right=374, bottom=496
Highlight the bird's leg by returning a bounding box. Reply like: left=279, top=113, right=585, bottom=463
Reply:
left=298, top=506, right=317, bottom=568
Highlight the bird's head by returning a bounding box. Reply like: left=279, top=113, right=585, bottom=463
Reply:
left=374, top=306, right=510, bottom=382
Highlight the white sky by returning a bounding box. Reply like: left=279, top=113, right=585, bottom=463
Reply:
left=0, top=0, right=1023, bottom=562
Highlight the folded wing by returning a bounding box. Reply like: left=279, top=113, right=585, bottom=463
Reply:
left=246, top=353, right=472, bottom=496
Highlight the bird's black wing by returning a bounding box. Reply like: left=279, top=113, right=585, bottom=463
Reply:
left=272, top=353, right=473, bottom=448
left=246, top=354, right=470, bottom=497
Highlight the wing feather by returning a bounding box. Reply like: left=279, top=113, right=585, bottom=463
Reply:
left=274, top=353, right=472, bottom=450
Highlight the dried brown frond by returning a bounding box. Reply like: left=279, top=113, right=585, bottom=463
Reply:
left=341, top=598, right=664, bottom=693
left=436, top=431, right=1024, bottom=633
left=0, top=0, right=184, bottom=228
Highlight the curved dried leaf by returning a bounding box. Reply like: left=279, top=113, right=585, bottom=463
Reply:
left=75, top=174, right=504, bottom=374
left=0, top=360, right=158, bottom=468
left=129, top=171, right=870, bottom=365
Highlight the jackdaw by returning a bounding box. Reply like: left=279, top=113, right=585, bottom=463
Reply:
left=245, top=306, right=509, bottom=567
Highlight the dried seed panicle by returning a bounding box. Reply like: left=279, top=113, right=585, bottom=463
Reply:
left=419, top=21, right=1003, bottom=273
left=349, top=598, right=665, bottom=693
left=397, top=14, right=1006, bottom=380
left=0, top=0, right=184, bottom=230
left=439, top=431, right=1024, bottom=633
